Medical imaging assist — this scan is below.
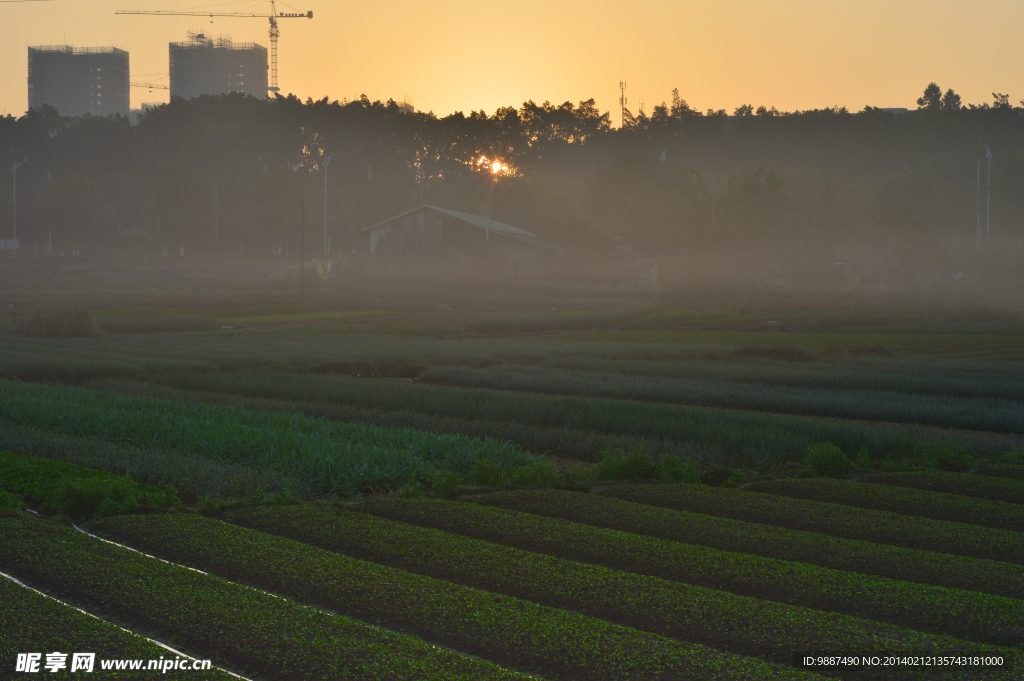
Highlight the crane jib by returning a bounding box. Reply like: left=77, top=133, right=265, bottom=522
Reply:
left=115, top=4, right=313, bottom=92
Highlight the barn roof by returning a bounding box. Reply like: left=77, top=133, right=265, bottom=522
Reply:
left=362, top=205, right=536, bottom=239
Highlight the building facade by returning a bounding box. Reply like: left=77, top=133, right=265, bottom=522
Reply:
left=28, top=46, right=130, bottom=117
left=169, top=33, right=268, bottom=100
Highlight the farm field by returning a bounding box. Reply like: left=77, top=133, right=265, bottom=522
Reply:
left=1, top=292, right=1023, bottom=678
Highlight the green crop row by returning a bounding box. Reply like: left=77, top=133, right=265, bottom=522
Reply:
left=599, top=484, right=1024, bottom=564
left=4, top=327, right=1024, bottom=400
left=222, top=503, right=1012, bottom=680
left=91, top=512, right=821, bottom=681
left=0, top=422, right=305, bottom=500
left=354, top=496, right=1024, bottom=649
left=0, top=488, right=25, bottom=514
left=472, top=490, right=1024, bottom=601
left=744, top=478, right=1024, bottom=532
left=0, top=450, right=179, bottom=519
left=419, top=363, right=1024, bottom=435
left=0, top=516, right=532, bottom=681
left=0, top=378, right=535, bottom=497
left=85, top=377, right=706, bottom=465
left=142, top=368, right=1008, bottom=466
left=861, top=471, right=1024, bottom=505
left=0, top=577, right=236, bottom=680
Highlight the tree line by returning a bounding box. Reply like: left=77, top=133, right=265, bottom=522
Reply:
left=0, top=83, right=1021, bottom=290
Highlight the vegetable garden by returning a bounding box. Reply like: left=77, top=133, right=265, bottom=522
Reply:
left=1, top=296, right=1023, bottom=677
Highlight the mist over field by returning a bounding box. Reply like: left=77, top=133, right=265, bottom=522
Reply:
left=1, top=84, right=1022, bottom=303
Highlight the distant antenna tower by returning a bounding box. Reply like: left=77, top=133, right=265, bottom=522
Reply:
left=619, top=81, right=627, bottom=128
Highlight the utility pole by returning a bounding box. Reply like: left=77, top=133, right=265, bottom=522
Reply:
left=619, top=81, right=627, bottom=128
left=985, top=146, right=992, bottom=243
left=10, top=159, right=26, bottom=258
left=299, top=199, right=305, bottom=303
left=976, top=159, right=980, bottom=246
left=322, top=153, right=332, bottom=258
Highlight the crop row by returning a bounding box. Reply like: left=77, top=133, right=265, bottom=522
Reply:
left=472, top=490, right=1024, bottom=600
left=91, top=512, right=821, bottom=681
left=744, top=478, right=1024, bottom=532
left=598, top=484, right=1024, bottom=564
left=221, top=503, right=1017, bottom=679
left=353, top=496, right=1024, bottom=648
left=0, top=421, right=304, bottom=500
left=0, top=449, right=179, bottom=519
left=564, top=328, right=1024, bottom=361
left=5, top=327, right=1024, bottom=400
left=144, top=368, right=1005, bottom=465
left=976, top=465, right=1024, bottom=481
left=0, top=576, right=236, bottom=680
left=0, top=488, right=24, bottom=512
left=861, top=471, right=1024, bottom=505
left=419, top=363, right=1024, bottom=434
left=0, top=378, right=535, bottom=496
left=0, top=516, right=532, bottom=681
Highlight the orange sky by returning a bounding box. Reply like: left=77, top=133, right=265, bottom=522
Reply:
left=3, top=0, right=1023, bottom=121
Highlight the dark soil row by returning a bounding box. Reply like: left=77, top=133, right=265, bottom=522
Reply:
left=0, top=516, right=530, bottom=681
left=598, top=484, right=1024, bottom=564
left=862, top=471, right=1024, bottom=506
left=974, top=466, right=1024, bottom=481
left=471, top=490, right=1024, bottom=600
left=744, top=478, right=1024, bottom=532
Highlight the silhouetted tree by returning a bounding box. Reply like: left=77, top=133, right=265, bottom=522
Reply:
left=917, top=83, right=943, bottom=111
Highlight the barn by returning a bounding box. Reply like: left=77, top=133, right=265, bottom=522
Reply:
left=360, top=205, right=561, bottom=284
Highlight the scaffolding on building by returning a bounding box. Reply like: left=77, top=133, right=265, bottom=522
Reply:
left=169, top=32, right=268, bottom=101
left=28, top=46, right=130, bottom=117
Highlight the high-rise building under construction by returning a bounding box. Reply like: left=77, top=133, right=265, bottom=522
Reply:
left=169, top=32, right=268, bottom=101
left=28, top=46, right=130, bottom=117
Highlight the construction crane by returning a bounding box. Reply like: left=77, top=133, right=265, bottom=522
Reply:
left=116, top=1, right=312, bottom=93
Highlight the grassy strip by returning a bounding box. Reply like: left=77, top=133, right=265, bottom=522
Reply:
left=860, top=472, right=1024, bottom=505
left=0, top=450, right=179, bottom=519
left=352, top=496, right=1024, bottom=649
left=472, top=490, right=1024, bottom=601
left=0, top=422, right=305, bottom=500
left=744, top=478, right=1024, bottom=532
left=0, top=577, right=236, bottom=680
left=598, top=484, right=1024, bottom=564
left=0, top=378, right=535, bottom=496
left=221, top=504, right=1009, bottom=679
left=0, top=516, right=531, bottom=681
left=92, top=512, right=825, bottom=681
left=419, top=363, right=1024, bottom=434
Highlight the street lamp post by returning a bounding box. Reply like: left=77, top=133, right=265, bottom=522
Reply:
left=10, top=159, right=26, bottom=258
left=322, top=152, right=333, bottom=258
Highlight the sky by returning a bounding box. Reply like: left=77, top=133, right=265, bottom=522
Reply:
left=3, top=0, right=1024, bottom=122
